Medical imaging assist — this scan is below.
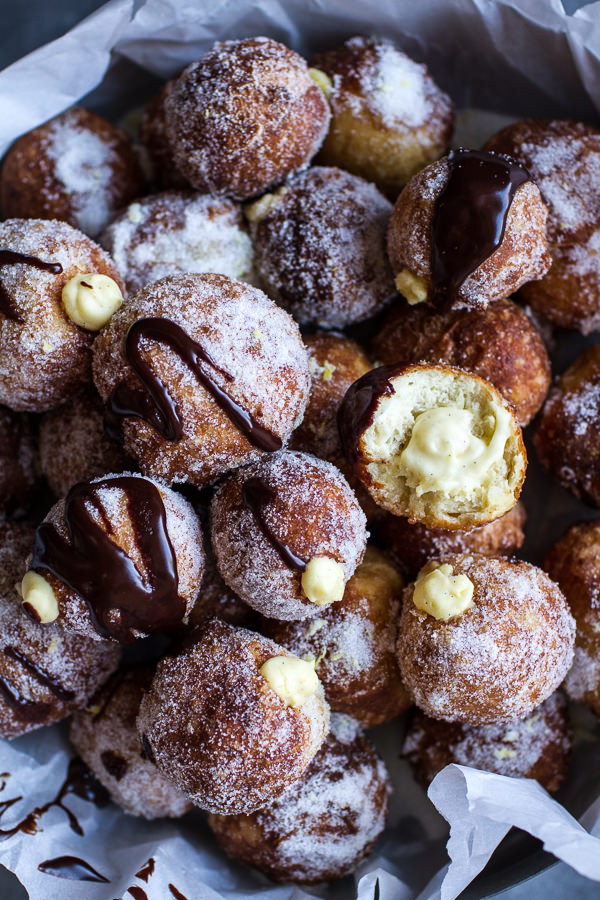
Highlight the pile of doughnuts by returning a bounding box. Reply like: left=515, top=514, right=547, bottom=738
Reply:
left=0, top=28, right=598, bottom=887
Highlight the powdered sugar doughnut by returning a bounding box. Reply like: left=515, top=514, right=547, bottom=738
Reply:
left=311, top=35, right=454, bottom=197
left=387, top=151, right=550, bottom=311
left=100, top=191, right=255, bottom=295
left=39, top=387, right=132, bottom=497
left=70, top=666, right=193, bottom=819
left=0, top=107, right=146, bottom=238
left=0, top=407, right=38, bottom=518
left=136, top=618, right=330, bottom=814
left=164, top=37, right=330, bottom=199
left=208, top=713, right=390, bottom=883
left=544, top=519, right=600, bottom=718
left=534, top=345, right=600, bottom=506
left=0, top=218, right=124, bottom=411
left=371, top=299, right=551, bottom=426
left=486, top=120, right=600, bottom=333
left=210, top=451, right=367, bottom=621
left=0, top=522, right=121, bottom=739
left=397, top=554, right=575, bottom=724
left=377, top=503, right=526, bottom=578
left=92, top=273, right=310, bottom=486
left=263, top=547, right=411, bottom=727
left=25, top=472, right=205, bottom=644
left=247, top=166, right=395, bottom=328
left=403, top=692, right=571, bottom=793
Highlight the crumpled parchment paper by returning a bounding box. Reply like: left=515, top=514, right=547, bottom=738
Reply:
left=1, top=1, right=600, bottom=898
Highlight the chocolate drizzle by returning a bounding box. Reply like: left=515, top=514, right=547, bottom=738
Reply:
left=169, top=885, right=188, bottom=900
left=106, top=316, right=282, bottom=451
left=0, top=248, right=63, bottom=322
left=429, top=149, right=530, bottom=309
left=38, top=856, right=110, bottom=883
left=0, top=757, right=109, bottom=841
left=101, top=750, right=128, bottom=781
left=3, top=645, right=75, bottom=703
left=135, top=858, right=155, bottom=882
left=31, top=475, right=184, bottom=643
left=242, top=476, right=307, bottom=571
left=127, top=887, right=148, bottom=900
left=337, top=365, right=397, bottom=466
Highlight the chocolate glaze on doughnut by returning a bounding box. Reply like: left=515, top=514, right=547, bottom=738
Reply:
left=338, top=364, right=396, bottom=466
left=430, top=150, right=530, bottom=309
left=242, top=477, right=307, bottom=571
left=107, top=317, right=282, bottom=451
left=0, top=248, right=63, bottom=322
left=31, top=475, right=183, bottom=643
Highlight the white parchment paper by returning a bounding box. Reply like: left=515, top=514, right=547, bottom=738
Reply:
left=1, top=1, right=600, bottom=898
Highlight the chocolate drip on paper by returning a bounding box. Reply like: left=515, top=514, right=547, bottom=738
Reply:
left=38, top=856, right=110, bottom=883
left=242, top=476, right=307, bottom=571
left=0, top=248, right=63, bottom=322
left=31, top=475, right=183, bottom=643
left=106, top=317, right=282, bottom=451
left=430, top=149, right=530, bottom=309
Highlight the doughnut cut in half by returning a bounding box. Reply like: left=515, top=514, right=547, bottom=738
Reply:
left=338, top=363, right=526, bottom=529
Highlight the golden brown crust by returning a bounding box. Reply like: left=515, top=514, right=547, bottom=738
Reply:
left=397, top=553, right=575, bottom=725
left=311, top=36, right=454, bottom=198
left=262, top=547, right=411, bottom=727
left=140, top=84, right=190, bottom=189
left=387, top=158, right=550, bottom=310
left=0, top=107, right=146, bottom=238
left=0, top=218, right=124, bottom=412
left=165, top=37, right=330, bottom=199
left=403, top=692, right=571, bottom=793
left=208, top=714, right=389, bottom=883
left=69, top=666, right=193, bottom=819
left=289, top=332, right=372, bottom=460
left=534, top=345, right=600, bottom=506
left=371, top=299, right=550, bottom=425
left=39, top=387, right=132, bottom=497
left=376, top=502, right=526, bottom=577
left=248, top=166, right=395, bottom=328
left=543, top=519, right=600, bottom=717
left=136, top=619, right=330, bottom=814
left=485, top=120, right=600, bottom=332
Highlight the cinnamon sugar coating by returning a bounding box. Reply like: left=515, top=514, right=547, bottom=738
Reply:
left=164, top=37, right=330, bottom=199
left=311, top=35, right=454, bottom=197
left=28, top=472, right=205, bottom=643
left=0, top=107, right=146, bottom=238
left=136, top=619, right=330, bottom=814
left=544, top=519, right=600, bottom=719
left=141, top=84, right=189, bottom=189
left=99, top=191, right=255, bottom=295
left=263, top=547, right=411, bottom=727
left=188, top=542, right=257, bottom=630
left=0, top=522, right=121, bottom=739
left=210, top=451, right=367, bottom=621
left=0, top=407, right=38, bottom=517
left=377, top=503, right=526, bottom=578
left=39, top=387, right=132, bottom=497
left=248, top=166, right=395, bottom=328
left=387, top=157, right=550, bottom=310
left=70, top=666, right=193, bottom=819
left=208, top=713, right=389, bottom=883
left=0, top=218, right=124, bottom=412
left=92, top=273, right=310, bottom=486
left=486, top=120, right=600, bottom=333
left=371, top=299, right=550, bottom=426
left=403, top=692, right=571, bottom=793
left=397, top=553, right=575, bottom=725
left=534, top=345, right=600, bottom=506
left=290, top=332, right=372, bottom=461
